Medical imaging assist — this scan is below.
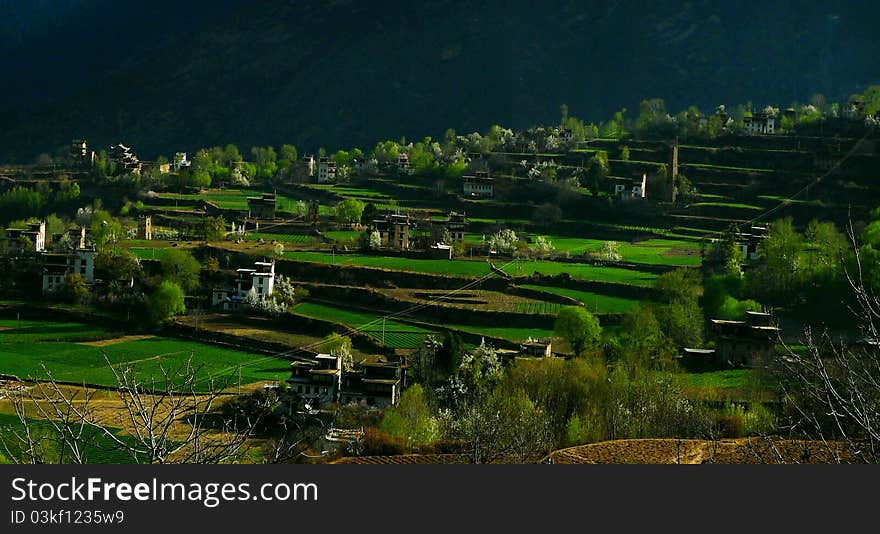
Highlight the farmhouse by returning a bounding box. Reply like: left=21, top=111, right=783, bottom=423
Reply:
left=287, top=354, right=343, bottom=406
left=247, top=193, right=276, bottom=220
left=710, top=311, right=779, bottom=368
left=340, top=360, right=407, bottom=407
left=373, top=212, right=411, bottom=250
left=109, top=143, right=142, bottom=173
left=520, top=338, right=553, bottom=358
left=317, top=157, right=336, bottom=183
left=4, top=220, right=46, bottom=253
left=737, top=224, right=768, bottom=260
left=462, top=171, right=494, bottom=197
left=610, top=174, right=647, bottom=199
left=173, top=152, right=191, bottom=171
left=41, top=245, right=96, bottom=294
left=212, top=259, right=276, bottom=311
left=50, top=226, right=87, bottom=251
left=743, top=112, right=776, bottom=135
left=397, top=153, right=412, bottom=175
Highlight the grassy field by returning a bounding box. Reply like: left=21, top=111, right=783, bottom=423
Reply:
left=535, top=236, right=701, bottom=266
left=157, top=189, right=303, bottom=212
left=0, top=413, right=143, bottom=464
left=0, top=320, right=289, bottom=390
left=513, top=301, right=562, bottom=315
left=519, top=285, right=642, bottom=314
left=249, top=232, right=316, bottom=243
left=292, top=302, right=434, bottom=348
left=283, top=251, right=659, bottom=286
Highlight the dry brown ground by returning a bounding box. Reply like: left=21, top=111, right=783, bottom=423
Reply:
left=547, top=438, right=861, bottom=464
left=78, top=335, right=156, bottom=347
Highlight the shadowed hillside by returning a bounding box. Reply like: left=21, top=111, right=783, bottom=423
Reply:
left=1, top=0, right=878, bottom=161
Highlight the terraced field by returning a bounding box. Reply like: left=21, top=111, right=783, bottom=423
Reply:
left=519, top=285, right=642, bottom=314
left=283, top=251, right=659, bottom=286
left=534, top=236, right=701, bottom=265
left=291, top=302, right=434, bottom=349
left=157, top=189, right=304, bottom=211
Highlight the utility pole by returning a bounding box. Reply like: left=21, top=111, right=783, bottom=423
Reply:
left=382, top=318, right=386, bottom=345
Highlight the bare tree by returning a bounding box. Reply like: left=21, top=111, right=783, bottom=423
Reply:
left=768, top=226, right=880, bottom=463
left=1, top=355, right=260, bottom=464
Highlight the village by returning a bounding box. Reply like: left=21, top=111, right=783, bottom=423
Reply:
left=1, top=93, right=879, bottom=463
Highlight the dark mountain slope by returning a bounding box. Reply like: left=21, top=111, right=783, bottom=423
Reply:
left=1, top=0, right=878, bottom=161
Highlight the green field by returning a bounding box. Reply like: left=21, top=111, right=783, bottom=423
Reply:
left=519, top=285, right=643, bottom=314
left=0, top=413, right=143, bottom=464
left=249, top=232, right=315, bottom=243
left=157, top=189, right=303, bottom=212
left=513, top=301, right=562, bottom=315
left=292, top=302, right=434, bottom=348
left=283, top=251, right=659, bottom=286
left=0, top=320, right=289, bottom=390
left=534, top=236, right=701, bottom=266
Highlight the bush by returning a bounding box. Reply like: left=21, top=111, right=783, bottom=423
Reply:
left=361, top=428, right=405, bottom=456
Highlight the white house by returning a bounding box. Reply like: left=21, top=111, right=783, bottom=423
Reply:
left=212, top=259, right=276, bottom=311
left=462, top=171, right=494, bottom=197
left=41, top=246, right=95, bottom=294
left=317, top=157, right=336, bottom=183
left=287, top=354, right=343, bottom=406
left=744, top=112, right=776, bottom=135
left=4, top=221, right=46, bottom=253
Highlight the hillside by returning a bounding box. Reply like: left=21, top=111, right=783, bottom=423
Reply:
left=2, top=0, right=879, bottom=161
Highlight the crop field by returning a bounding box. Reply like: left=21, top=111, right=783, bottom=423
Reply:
left=0, top=413, right=142, bottom=464
left=248, top=232, right=315, bottom=243
left=283, top=251, right=659, bottom=286
left=535, top=236, right=701, bottom=265
left=513, top=301, right=562, bottom=315
left=0, top=319, right=116, bottom=343
left=323, top=230, right=363, bottom=242
left=0, top=320, right=290, bottom=390
left=127, top=247, right=175, bottom=260
left=291, top=302, right=434, bottom=348
left=518, top=285, right=642, bottom=314
left=157, top=189, right=304, bottom=212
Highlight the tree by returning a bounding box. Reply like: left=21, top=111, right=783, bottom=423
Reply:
left=585, top=150, right=609, bottom=195
left=655, top=269, right=705, bottom=348
left=379, top=384, right=440, bottom=450
left=368, top=230, right=382, bottom=250
left=618, top=305, right=669, bottom=368
left=199, top=216, right=226, bottom=241
left=597, top=241, right=622, bottom=262
left=89, top=211, right=123, bottom=253
left=554, top=306, right=602, bottom=357
left=60, top=273, right=89, bottom=304
left=360, top=202, right=380, bottom=226
left=487, top=228, right=518, bottom=254
left=148, top=281, right=185, bottom=323
left=251, top=146, right=278, bottom=181
left=0, top=357, right=257, bottom=464
left=334, top=198, right=365, bottom=226
left=160, top=249, right=201, bottom=291
left=96, top=249, right=142, bottom=281
left=767, top=237, right=880, bottom=463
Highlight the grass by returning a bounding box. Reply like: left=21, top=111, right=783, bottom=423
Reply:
left=157, top=189, right=304, bottom=212
left=519, top=285, right=642, bottom=314
left=692, top=202, right=763, bottom=210
left=249, top=232, right=315, bottom=243
left=513, top=301, right=562, bottom=315
left=0, top=320, right=290, bottom=390
left=535, top=236, right=701, bottom=266
left=0, top=413, right=144, bottom=464
left=282, top=251, right=659, bottom=286
left=291, top=302, right=433, bottom=348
